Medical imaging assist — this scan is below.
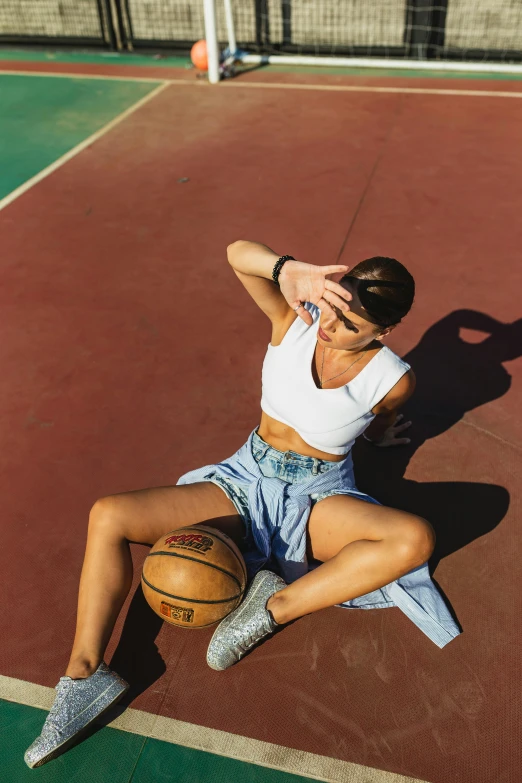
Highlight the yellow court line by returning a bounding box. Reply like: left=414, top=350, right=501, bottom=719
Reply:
left=230, top=82, right=522, bottom=98
left=0, top=81, right=170, bottom=213
left=1, top=68, right=522, bottom=99
left=0, top=673, right=428, bottom=783
left=1, top=69, right=520, bottom=213
left=224, top=80, right=522, bottom=99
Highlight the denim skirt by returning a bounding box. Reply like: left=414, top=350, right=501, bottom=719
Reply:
left=206, top=429, right=378, bottom=539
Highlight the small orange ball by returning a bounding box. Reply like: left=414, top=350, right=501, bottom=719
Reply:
left=191, top=39, right=208, bottom=71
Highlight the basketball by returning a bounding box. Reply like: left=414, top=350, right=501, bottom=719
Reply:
left=190, top=39, right=208, bottom=71
left=141, top=525, right=247, bottom=628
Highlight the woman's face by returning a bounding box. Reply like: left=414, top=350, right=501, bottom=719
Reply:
left=318, top=286, right=394, bottom=352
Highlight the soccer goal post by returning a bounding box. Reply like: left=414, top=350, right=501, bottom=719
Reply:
left=204, top=0, right=522, bottom=82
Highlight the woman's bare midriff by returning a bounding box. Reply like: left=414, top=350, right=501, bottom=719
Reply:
left=257, top=411, right=346, bottom=462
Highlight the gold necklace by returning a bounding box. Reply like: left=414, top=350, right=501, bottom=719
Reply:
left=320, top=344, right=366, bottom=388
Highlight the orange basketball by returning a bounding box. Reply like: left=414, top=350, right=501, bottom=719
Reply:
left=141, top=525, right=247, bottom=628
left=190, top=39, right=208, bottom=71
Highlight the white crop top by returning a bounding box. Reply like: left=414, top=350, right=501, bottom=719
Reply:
left=261, top=303, right=410, bottom=455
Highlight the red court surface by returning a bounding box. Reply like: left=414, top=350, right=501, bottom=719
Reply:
left=1, top=65, right=520, bottom=783
left=4, top=57, right=522, bottom=92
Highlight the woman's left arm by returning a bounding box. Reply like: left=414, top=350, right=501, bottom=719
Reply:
left=364, top=369, right=416, bottom=447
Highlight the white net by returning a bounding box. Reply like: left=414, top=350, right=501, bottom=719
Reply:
left=232, top=1, right=407, bottom=53
left=118, top=1, right=522, bottom=63
left=225, top=0, right=522, bottom=62
left=122, top=1, right=205, bottom=43
left=444, top=0, right=522, bottom=56
left=119, top=1, right=409, bottom=52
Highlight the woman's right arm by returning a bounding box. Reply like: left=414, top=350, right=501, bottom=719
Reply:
left=227, top=240, right=352, bottom=327
left=227, top=240, right=290, bottom=322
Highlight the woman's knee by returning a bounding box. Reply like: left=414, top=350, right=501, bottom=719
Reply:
left=88, top=495, right=128, bottom=538
left=392, top=515, right=436, bottom=567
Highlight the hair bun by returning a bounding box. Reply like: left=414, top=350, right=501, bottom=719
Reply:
left=341, top=258, right=415, bottom=327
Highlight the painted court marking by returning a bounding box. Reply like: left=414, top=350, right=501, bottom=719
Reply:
left=226, top=80, right=522, bottom=99
left=1, top=67, right=522, bottom=98
left=1, top=69, right=521, bottom=213
left=0, top=674, right=427, bottom=783
left=0, top=80, right=170, bottom=213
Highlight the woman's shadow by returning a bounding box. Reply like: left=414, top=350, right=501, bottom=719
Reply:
left=106, top=515, right=242, bottom=710
left=353, top=309, right=519, bottom=577
left=108, top=309, right=519, bottom=708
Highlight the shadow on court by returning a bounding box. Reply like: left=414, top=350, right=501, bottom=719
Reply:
left=108, top=309, right=518, bottom=699
left=109, top=514, right=244, bottom=705
left=355, top=309, right=519, bottom=590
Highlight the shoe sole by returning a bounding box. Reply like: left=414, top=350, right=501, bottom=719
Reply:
left=25, top=680, right=129, bottom=769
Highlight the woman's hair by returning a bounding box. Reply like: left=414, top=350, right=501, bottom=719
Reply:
left=341, top=256, right=415, bottom=329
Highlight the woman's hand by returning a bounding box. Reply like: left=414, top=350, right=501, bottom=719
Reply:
left=278, top=260, right=352, bottom=325
left=365, top=414, right=412, bottom=447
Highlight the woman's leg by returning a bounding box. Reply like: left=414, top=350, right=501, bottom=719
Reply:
left=266, top=495, right=435, bottom=624
left=67, top=482, right=244, bottom=679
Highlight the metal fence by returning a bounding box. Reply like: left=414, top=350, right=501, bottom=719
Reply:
left=0, top=0, right=117, bottom=47
left=1, top=1, right=521, bottom=63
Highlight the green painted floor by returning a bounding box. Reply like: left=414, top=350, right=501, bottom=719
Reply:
left=1, top=700, right=315, bottom=782
left=0, top=47, right=190, bottom=69
left=0, top=73, right=160, bottom=200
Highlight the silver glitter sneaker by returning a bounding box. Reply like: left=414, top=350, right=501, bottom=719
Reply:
left=24, top=661, right=129, bottom=768
left=207, top=570, right=287, bottom=671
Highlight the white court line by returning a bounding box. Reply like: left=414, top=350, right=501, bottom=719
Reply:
left=0, top=673, right=427, bottom=783
left=0, top=80, right=170, bottom=213
left=1, top=68, right=522, bottom=99
left=1, top=70, right=520, bottom=213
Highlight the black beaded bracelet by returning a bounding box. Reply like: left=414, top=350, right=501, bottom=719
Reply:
left=272, top=255, right=295, bottom=286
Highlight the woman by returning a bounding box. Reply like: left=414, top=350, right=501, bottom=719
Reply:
left=25, top=241, right=460, bottom=768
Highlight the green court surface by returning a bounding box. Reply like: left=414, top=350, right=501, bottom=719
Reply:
left=0, top=73, right=160, bottom=200
left=0, top=47, right=190, bottom=69
left=1, top=700, right=315, bottom=783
